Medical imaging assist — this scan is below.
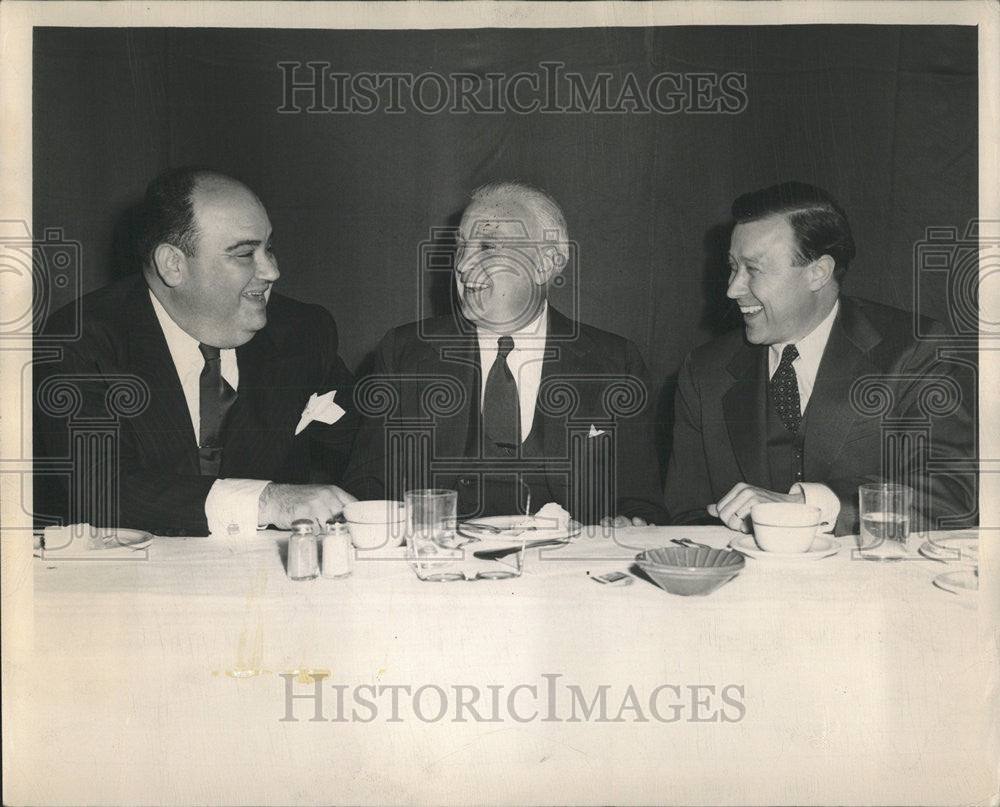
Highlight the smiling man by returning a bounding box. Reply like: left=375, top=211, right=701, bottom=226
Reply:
left=345, top=181, right=666, bottom=525
left=34, top=167, right=358, bottom=535
left=664, top=182, right=976, bottom=535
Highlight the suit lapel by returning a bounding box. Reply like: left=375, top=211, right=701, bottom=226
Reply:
left=722, top=344, right=771, bottom=487
left=539, top=308, right=578, bottom=458
left=538, top=309, right=586, bottom=504
left=225, top=324, right=294, bottom=473
left=803, top=298, right=882, bottom=481
left=418, top=322, right=479, bottom=460
left=126, top=281, right=200, bottom=472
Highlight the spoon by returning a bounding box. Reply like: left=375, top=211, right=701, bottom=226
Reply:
left=671, top=537, right=713, bottom=550
left=462, top=521, right=537, bottom=535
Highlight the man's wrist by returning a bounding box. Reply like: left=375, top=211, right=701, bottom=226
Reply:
left=205, top=478, right=272, bottom=536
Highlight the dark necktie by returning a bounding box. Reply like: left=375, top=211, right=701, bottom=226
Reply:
left=770, top=343, right=801, bottom=433
left=198, top=343, right=237, bottom=476
left=482, top=335, right=520, bottom=452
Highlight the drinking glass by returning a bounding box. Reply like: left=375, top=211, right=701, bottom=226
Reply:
left=857, top=483, right=913, bottom=560
left=405, top=489, right=463, bottom=581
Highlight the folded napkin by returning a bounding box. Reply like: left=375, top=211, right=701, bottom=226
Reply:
left=295, top=390, right=346, bottom=435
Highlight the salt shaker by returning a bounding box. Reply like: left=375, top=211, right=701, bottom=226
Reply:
left=287, top=518, right=319, bottom=581
left=322, top=521, right=353, bottom=579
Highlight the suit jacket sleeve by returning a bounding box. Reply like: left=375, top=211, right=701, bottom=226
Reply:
left=613, top=341, right=669, bottom=524
left=34, top=298, right=359, bottom=536
left=824, top=335, right=977, bottom=534
left=301, top=306, right=360, bottom=483
left=341, top=329, right=398, bottom=501
left=663, top=352, right=716, bottom=525
left=33, top=324, right=217, bottom=535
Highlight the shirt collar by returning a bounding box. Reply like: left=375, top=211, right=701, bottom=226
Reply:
left=476, top=301, right=548, bottom=354
left=149, top=289, right=204, bottom=367
left=769, top=299, right=840, bottom=370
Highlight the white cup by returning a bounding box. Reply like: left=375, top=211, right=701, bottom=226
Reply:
left=750, top=502, right=822, bottom=553
left=343, top=500, right=405, bottom=550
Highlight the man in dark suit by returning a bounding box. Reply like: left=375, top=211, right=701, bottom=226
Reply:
left=665, top=182, right=976, bottom=536
left=34, top=168, right=358, bottom=536
left=345, top=182, right=666, bottom=525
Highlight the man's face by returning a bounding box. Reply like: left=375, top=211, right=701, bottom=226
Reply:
left=454, top=196, right=553, bottom=334
left=174, top=179, right=279, bottom=348
left=726, top=215, right=822, bottom=345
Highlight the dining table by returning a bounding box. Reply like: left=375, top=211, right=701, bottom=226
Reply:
left=6, top=523, right=995, bottom=805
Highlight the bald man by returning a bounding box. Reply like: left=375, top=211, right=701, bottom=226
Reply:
left=345, top=182, right=666, bottom=526
left=34, top=167, right=358, bottom=536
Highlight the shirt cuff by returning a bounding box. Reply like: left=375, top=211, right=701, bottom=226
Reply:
left=205, top=478, right=271, bottom=537
left=790, top=482, right=840, bottom=533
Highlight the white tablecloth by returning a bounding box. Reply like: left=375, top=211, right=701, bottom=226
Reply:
left=7, top=526, right=996, bottom=805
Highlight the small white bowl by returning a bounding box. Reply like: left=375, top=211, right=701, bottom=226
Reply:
left=750, top=503, right=821, bottom=553
left=343, top=500, right=405, bottom=550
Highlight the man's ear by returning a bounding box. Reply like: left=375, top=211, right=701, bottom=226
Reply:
left=152, top=243, right=185, bottom=288
left=808, top=254, right=836, bottom=290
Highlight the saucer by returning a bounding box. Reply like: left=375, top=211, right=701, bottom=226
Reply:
left=40, top=526, right=153, bottom=558
left=730, top=534, right=839, bottom=561
left=918, top=535, right=978, bottom=564
left=933, top=569, right=978, bottom=598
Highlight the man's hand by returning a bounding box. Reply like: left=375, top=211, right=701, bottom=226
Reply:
left=600, top=515, right=648, bottom=528
left=257, top=483, right=357, bottom=530
left=707, top=483, right=804, bottom=532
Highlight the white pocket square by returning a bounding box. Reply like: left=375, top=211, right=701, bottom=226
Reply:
left=295, top=390, right=346, bottom=435
left=588, top=425, right=607, bottom=438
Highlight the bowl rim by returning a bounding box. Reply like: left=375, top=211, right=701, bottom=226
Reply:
left=343, top=500, right=406, bottom=524
left=636, top=547, right=745, bottom=569
left=752, top=520, right=821, bottom=529
left=750, top=502, right=822, bottom=527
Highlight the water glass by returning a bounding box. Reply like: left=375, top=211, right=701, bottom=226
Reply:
left=405, top=489, right=463, bottom=581
left=857, top=483, right=913, bottom=560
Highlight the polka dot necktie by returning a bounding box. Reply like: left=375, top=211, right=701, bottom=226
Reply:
left=198, top=343, right=237, bottom=476
left=482, top=335, right=520, bottom=452
left=770, top=343, right=801, bottom=433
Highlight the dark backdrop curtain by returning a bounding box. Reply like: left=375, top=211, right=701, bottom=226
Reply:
left=33, top=25, right=978, bottom=471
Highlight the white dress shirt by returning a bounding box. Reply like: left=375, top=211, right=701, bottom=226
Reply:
left=475, top=303, right=549, bottom=440
left=149, top=292, right=269, bottom=536
left=767, top=300, right=841, bottom=530
left=768, top=299, right=840, bottom=412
